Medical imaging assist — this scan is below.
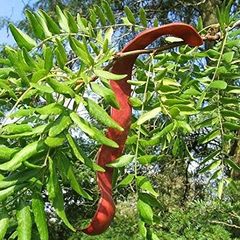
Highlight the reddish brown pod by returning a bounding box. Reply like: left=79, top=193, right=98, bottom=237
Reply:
left=82, top=23, right=203, bottom=235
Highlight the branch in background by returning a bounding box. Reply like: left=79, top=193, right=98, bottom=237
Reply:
left=210, top=220, right=240, bottom=229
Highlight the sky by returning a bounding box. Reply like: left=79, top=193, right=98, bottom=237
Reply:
left=0, top=0, right=35, bottom=45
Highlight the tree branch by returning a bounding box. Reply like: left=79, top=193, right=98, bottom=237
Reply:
left=210, top=220, right=240, bottom=229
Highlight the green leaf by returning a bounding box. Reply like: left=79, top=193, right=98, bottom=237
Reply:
left=69, top=36, right=93, bottom=66
left=45, top=136, right=65, bottom=148
left=137, top=107, right=161, bottom=125
left=47, top=157, right=75, bottom=231
left=49, top=115, right=72, bottom=137
left=0, top=208, right=9, bottom=239
left=95, top=5, right=107, bottom=26
left=56, top=39, right=67, bottom=63
left=139, top=192, right=161, bottom=208
left=221, top=97, right=240, bottom=105
left=44, top=46, right=53, bottom=72
left=209, top=80, right=227, bottom=89
left=199, top=129, right=220, bottom=144
left=31, top=82, right=54, bottom=94
left=218, top=179, right=224, bottom=199
left=137, top=176, right=158, bottom=197
left=184, top=88, right=201, bottom=97
left=137, top=199, right=153, bottom=224
left=118, top=174, right=134, bottom=188
left=165, top=36, right=183, bottom=43
left=197, top=16, right=203, bottom=31
left=138, top=221, right=147, bottom=238
left=76, top=14, right=88, bottom=33
left=0, top=184, right=25, bottom=202
left=157, top=85, right=179, bottom=94
left=0, top=169, right=39, bottom=189
left=225, top=39, right=240, bottom=47
left=0, top=67, right=13, bottom=78
left=199, top=160, right=221, bottom=173
left=163, top=98, right=192, bottom=107
left=0, top=145, right=19, bottom=162
left=138, top=155, right=157, bottom=165
left=55, top=49, right=65, bottom=69
left=221, top=110, right=240, bottom=119
left=0, top=125, right=47, bottom=139
left=124, top=6, right=136, bottom=24
left=102, top=0, right=115, bottom=24
left=10, top=108, right=35, bottom=118
left=9, top=23, right=36, bottom=51
left=139, top=8, right=147, bottom=27
left=0, top=80, right=16, bottom=99
left=195, top=117, right=218, bottom=129
left=223, top=122, right=240, bottom=130
left=65, top=11, right=78, bottom=33
left=2, top=123, right=32, bottom=135
left=87, top=98, right=123, bottom=131
left=201, top=150, right=221, bottom=165
left=16, top=200, right=32, bottom=240
left=151, top=122, right=175, bottom=142
left=56, top=6, right=70, bottom=32
left=47, top=78, right=75, bottom=98
left=89, top=9, right=97, bottom=27
left=34, top=12, right=52, bottom=38
left=5, top=47, right=30, bottom=86
left=222, top=51, right=234, bottom=63
left=70, top=112, right=119, bottom=148
left=8, top=231, right=18, bottom=240
left=39, top=10, right=61, bottom=34
left=174, top=105, right=198, bottom=115
left=56, top=152, right=92, bottom=200
left=225, top=159, right=240, bottom=172
left=0, top=140, right=46, bottom=171
left=227, top=85, right=240, bottom=94
left=209, top=169, right=222, bottom=181
left=129, top=97, right=143, bottom=107
left=32, top=193, right=49, bottom=240
left=107, top=155, right=134, bottom=168
left=22, top=48, right=36, bottom=68
left=94, top=69, right=127, bottom=80
left=66, top=133, right=104, bottom=172
left=105, top=27, right=113, bottom=45
left=90, top=82, right=119, bottom=109
left=26, top=10, right=45, bottom=40
left=36, top=103, right=63, bottom=115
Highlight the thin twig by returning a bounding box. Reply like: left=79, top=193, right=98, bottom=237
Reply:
left=114, top=41, right=185, bottom=59
left=210, top=220, right=240, bottom=229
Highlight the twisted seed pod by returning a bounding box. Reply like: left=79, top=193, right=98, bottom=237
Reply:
left=83, top=23, right=203, bottom=235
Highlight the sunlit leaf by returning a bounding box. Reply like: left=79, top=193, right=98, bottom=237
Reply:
left=0, top=208, right=9, bottom=240
left=32, top=193, right=49, bottom=240
left=47, top=157, right=75, bottom=231
left=16, top=200, right=32, bottom=240
left=70, top=112, right=119, bottom=148
left=9, top=24, right=37, bottom=51
left=137, top=107, right=161, bottom=125
left=94, top=69, right=127, bottom=80
left=87, top=98, right=123, bottom=131
left=107, top=155, right=134, bottom=168
left=209, top=80, right=227, bottom=89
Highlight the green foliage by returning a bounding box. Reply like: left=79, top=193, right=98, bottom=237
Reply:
left=0, top=1, right=239, bottom=239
